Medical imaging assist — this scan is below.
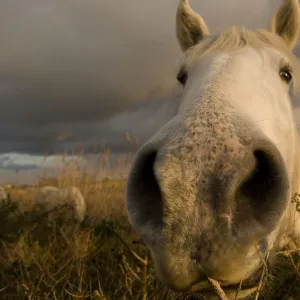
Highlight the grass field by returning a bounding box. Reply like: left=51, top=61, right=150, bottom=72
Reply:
left=0, top=151, right=300, bottom=300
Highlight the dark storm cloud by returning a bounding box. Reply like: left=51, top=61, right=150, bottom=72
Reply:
left=54, top=89, right=183, bottom=155
left=0, top=0, right=295, bottom=155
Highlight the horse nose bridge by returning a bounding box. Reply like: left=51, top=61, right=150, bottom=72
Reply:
left=154, top=131, right=250, bottom=183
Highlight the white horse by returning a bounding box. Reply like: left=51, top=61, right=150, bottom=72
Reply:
left=34, top=186, right=86, bottom=223
left=126, top=0, right=300, bottom=298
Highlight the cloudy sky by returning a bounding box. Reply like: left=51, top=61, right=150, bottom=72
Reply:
left=1, top=0, right=300, bottom=183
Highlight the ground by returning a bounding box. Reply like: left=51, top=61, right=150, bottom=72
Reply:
left=0, top=154, right=300, bottom=299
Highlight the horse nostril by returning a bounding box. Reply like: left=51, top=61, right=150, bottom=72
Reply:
left=240, top=150, right=274, bottom=201
left=236, top=147, right=289, bottom=232
left=126, top=149, right=164, bottom=232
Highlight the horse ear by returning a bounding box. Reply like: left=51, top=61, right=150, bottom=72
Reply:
left=176, top=0, right=209, bottom=52
left=270, top=0, right=300, bottom=49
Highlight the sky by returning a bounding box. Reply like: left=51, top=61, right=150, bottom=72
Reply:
left=1, top=0, right=300, bottom=183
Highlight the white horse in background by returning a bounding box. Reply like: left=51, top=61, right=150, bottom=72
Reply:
left=35, top=186, right=86, bottom=223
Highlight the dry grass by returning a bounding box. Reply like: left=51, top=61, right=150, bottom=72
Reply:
left=0, top=148, right=300, bottom=299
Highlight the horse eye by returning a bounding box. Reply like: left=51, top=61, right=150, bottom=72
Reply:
left=176, top=68, right=188, bottom=86
left=279, top=68, right=292, bottom=84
